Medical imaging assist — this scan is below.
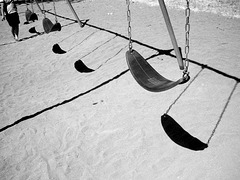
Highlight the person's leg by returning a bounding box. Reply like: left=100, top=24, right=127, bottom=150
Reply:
left=14, top=24, right=19, bottom=40
left=11, top=26, right=15, bottom=38
left=11, top=25, right=19, bottom=41
left=15, top=13, right=20, bottom=40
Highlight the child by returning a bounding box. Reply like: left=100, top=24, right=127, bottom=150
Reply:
left=0, top=0, right=20, bottom=41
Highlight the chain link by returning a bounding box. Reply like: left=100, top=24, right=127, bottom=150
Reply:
left=126, top=0, right=133, bottom=51
left=184, top=0, right=190, bottom=75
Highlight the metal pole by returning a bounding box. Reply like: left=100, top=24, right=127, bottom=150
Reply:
left=158, top=0, right=184, bottom=70
left=65, top=0, right=83, bottom=28
left=34, top=0, right=44, bottom=14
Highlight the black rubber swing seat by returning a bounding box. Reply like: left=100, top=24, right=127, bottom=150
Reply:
left=43, top=18, right=61, bottom=34
left=126, top=50, right=189, bottom=92
left=25, top=9, right=38, bottom=22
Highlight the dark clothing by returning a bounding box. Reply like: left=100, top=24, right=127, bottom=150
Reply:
left=6, top=11, right=19, bottom=27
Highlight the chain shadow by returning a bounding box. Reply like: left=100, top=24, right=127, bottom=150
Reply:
left=0, top=52, right=165, bottom=133
left=1, top=13, right=239, bottom=139
left=206, top=82, right=238, bottom=145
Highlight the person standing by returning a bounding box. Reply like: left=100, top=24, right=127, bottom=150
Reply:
left=0, top=4, right=2, bottom=17
left=0, top=0, right=20, bottom=41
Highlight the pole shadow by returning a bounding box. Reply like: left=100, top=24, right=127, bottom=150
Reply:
left=0, top=53, right=164, bottom=132
left=1, top=12, right=239, bottom=140
left=51, top=19, right=89, bottom=54
left=0, top=33, right=44, bottom=46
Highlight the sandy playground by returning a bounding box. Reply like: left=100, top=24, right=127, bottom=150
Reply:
left=0, top=0, right=240, bottom=179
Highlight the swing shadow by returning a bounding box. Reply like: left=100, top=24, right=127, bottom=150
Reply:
left=17, top=7, right=240, bottom=83
left=0, top=53, right=164, bottom=133
left=161, top=114, right=208, bottom=151
left=0, top=26, right=45, bottom=46
left=83, top=22, right=239, bottom=150
left=1, top=14, right=239, bottom=149
left=20, top=31, right=45, bottom=42
left=41, top=11, right=169, bottom=54
left=74, top=59, right=94, bottom=73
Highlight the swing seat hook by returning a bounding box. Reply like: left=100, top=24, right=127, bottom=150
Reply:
left=179, top=72, right=190, bottom=84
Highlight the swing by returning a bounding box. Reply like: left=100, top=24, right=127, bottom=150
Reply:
left=52, top=0, right=86, bottom=54
left=126, top=0, right=190, bottom=92
left=41, top=0, right=61, bottom=34
left=24, top=0, right=38, bottom=24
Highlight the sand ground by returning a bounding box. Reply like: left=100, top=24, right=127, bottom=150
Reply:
left=0, top=0, right=240, bottom=179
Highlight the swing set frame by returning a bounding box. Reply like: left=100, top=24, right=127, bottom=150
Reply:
left=34, top=0, right=191, bottom=93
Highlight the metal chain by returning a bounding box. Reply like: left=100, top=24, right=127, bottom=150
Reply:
left=25, top=0, right=29, bottom=9
left=184, top=0, right=190, bottom=75
left=53, top=0, right=58, bottom=22
left=41, top=0, right=46, bottom=18
left=126, top=0, right=190, bottom=72
left=31, top=0, right=34, bottom=12
left=126, top=0, right=133, bottom=51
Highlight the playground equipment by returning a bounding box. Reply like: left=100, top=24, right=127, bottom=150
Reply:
left=39, top=0, right=61, bottom=33
left=52, top=0, right=86, bottom=54
left=126, top=0, right=190, bottom=92
left=24, top=0, right=38, bottom=24
left=125, top=0, right=208, bottom=150
left=65, top=0, right=84, bottom=28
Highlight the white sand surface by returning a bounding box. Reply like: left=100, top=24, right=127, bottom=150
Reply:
left=0, top=0, right=240, bottom=179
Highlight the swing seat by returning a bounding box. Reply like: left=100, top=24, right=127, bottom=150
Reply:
left=25, top=9, right=38, bottom=22
left=25, top=9, right=32, bottom=22
left=51, top=22, right=61, bottom=32
left=43, top=18, right=61, bottom=34
left=29, top=13, right=38, bottom=22
left=29, top=27, right=37, bottom=33
left=126, top=50, right=189, bottom=92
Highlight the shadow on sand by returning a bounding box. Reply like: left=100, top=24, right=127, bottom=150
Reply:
left=0, top=31, right=44, bottom=46
left=161, top=114, right=208, bottom=151
left=0, top=14, right=239, bottom=153
left=74, top=59, right=94, bottom=73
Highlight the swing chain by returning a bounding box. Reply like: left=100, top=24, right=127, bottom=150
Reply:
left=41, top=0, right=46, bottom=18
left=25, top=0, right=28, bottom=9
left=53, top=0, right=58, bottom=22
left=184, top=0, right=190, bottom=76
left=31, top=0, right=34, bottom=12
left=126, top=0, right=133, bottom=52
